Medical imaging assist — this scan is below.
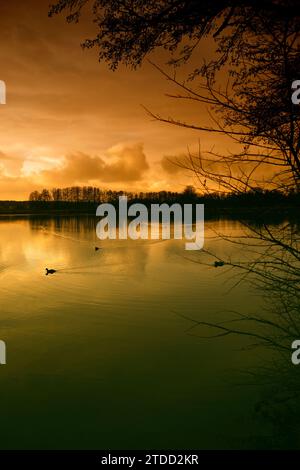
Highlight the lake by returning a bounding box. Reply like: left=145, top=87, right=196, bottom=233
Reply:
left=0, top=216, right=287, bottom=449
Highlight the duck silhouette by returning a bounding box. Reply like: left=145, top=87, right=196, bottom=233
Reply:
left=214, top=261, right=225, bottom=268
left=45, top=268, right=56, bottom=275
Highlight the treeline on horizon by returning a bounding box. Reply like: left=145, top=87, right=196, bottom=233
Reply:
left=0, top=185, right=299, bottom=215
left=28, top=185, right=300, bottom=205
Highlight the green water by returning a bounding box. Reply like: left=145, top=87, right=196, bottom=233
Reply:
left=0, top=216, right=274, bottom=449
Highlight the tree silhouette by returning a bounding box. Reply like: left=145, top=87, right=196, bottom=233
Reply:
left=49, top=1, right=299, bottom=72
left=49, top=1, right=300, bottom=193
left=144, top=12, right=300, bottom=193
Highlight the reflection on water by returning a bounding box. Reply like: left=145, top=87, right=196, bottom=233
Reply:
left=0, top=216, right=289, bottom=449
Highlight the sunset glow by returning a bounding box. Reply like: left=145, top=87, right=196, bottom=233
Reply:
left=0, top=0, right=230, bottom=200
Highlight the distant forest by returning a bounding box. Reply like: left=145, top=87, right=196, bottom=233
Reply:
left=0, top=185, right=299, bottom=217
left=28, top=185, right=210, bottom=204
left=28, top=185, right=300, bottom=204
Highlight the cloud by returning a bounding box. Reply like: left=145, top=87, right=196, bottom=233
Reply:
left=0, top=173, right=43, bottom=200
left=39, top=143, right=149, bottom=186
left=160, top=155, right=188, bottom=174
left=0, top=143, right=196, bottom=200
left=0, top=150, right=27, bottom=175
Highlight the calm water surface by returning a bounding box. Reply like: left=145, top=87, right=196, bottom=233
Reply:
left=0, top=216, right=274, bottom=449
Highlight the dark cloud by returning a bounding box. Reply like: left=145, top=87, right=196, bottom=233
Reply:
left=161, top=155, right=188, bottom=174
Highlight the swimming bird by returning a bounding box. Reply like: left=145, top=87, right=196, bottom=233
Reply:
left=214, top=261, right=225, bottom=268
left=95, top=246, right=101, bottom=251
left=45, top=268, right=56, bottom=275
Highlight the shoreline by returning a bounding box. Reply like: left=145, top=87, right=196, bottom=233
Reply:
left=0, top=204, right=299, bottom=221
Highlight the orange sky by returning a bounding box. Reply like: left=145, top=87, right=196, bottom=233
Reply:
left=0, top=0, right=231, bottom=200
